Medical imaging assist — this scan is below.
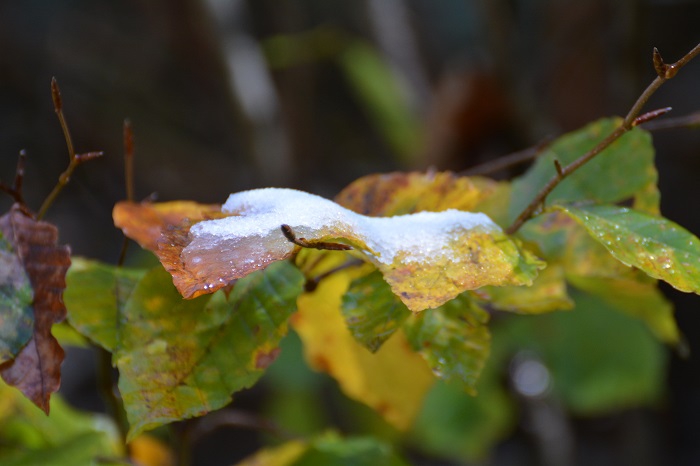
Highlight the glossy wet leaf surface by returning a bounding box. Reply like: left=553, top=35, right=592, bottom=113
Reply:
left=555, top=204, right=700, bottom=295
left=403, top=294, right=490, bottom=395
left=342, top=270, right=412, bottom=352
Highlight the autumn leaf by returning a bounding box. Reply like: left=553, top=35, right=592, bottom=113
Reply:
left=66, top=259, right=303, bottom=440
left=481, top=264, right=574, bottom=314
left=293, top=251, right=435, bottom=430
left=0, top=204, right=71, bottom=414
left=116, top=186, right=543, bottom=312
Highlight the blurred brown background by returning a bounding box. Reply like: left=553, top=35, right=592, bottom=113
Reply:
left=1, top=1, right=699, bottom=465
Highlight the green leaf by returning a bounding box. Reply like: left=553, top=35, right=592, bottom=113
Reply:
left=567, top=274, right=678, bottom=344
left=342, top=271, right=412, bottom=352
left=0, top=380, right=123, bottom=465
left=411, top=371, right=514, bottom=462
left=510, top=118, right=658, bottom=218
left=292, top=434, right=410, bottom=466
left=554, top=204, right=700, bottom=294
left=65, top=258, right=146, bottom=352
left=481, top=263, right=574, bottom=314
left=0, top=235, right=34, bottom=364
left=117, top=261, right=304, bottom=440
left=236, top=434, right=410, bottom=466
left=403, top=294, right=490, bottom=395
left=496, top=288, right=665, bottom=413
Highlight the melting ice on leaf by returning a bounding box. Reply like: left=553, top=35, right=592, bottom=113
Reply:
left=115, top=186, right=543, bottom=312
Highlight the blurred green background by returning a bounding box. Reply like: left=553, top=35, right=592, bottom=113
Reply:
left=1, top=1, right=700, bottom=465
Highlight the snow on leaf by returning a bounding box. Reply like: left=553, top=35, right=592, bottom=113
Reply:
left=0, top=204, right=71, bottom=414
left=116, top=186, right=543, bottom=312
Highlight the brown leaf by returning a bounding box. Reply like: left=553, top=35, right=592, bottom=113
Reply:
left=113, top=201, right=229, bottom=298
left=113, top=201, right=224, bottom=251
left=0, top=204, right=71, bottom=414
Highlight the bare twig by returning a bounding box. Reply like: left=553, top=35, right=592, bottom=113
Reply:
left=0, top=150, right=27, bottom=206
left=123, top=119, right=135, bottom=202
left=37, top=78, right=103, bottom=219
left=118, top=120, right=136, bottom=266
left=506, top=42, right=700, bottom=235
left=642, top=110, right=700, bottom=131
left=461, top=136, right=554, bottom=176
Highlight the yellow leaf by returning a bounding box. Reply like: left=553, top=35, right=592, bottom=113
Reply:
left=293, top=256, right=435, bottom=430
left=234, top=440, right=307, bottom=466
left=129, top=434, right=175, bottom=466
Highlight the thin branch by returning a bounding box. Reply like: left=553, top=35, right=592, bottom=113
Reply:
left=506, top=42, right=700, bottom=235
left=281, top=224, right=352, bottom=251
left=0, top=150, right=27, bottom=206
left=461, top=136, right=554, bottom=176
left=642, top=110, right=700, bottom=131
left=305, top=258, right=365, bottom=291
left=187, top=410, right=300, bottom=447
left=118, top=120, right=136, bottom=266
left=37, top=78, right=103, bottom=219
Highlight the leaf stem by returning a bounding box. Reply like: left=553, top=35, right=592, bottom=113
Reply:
left=506, top=42, right=700, bottom=235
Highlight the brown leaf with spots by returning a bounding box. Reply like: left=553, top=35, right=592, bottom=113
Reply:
left=0, top=204, right=71, bottom=414
left=335, top=171, right=500, bottom=216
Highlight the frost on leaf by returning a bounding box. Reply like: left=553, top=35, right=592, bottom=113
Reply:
left=0, top=204, right=71, bottom=414
left=116, top=186, right=543, bottom=312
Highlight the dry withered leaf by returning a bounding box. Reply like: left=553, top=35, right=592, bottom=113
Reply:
left=0, top=204, right=71, bottom=414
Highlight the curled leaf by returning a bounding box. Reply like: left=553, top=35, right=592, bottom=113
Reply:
left=0, top=204, right=71, bottom=414
left=116, top=188, right=542, bottom=312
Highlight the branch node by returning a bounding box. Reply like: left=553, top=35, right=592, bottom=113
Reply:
left=633, top=107, right=672, bottom=127
left=553, top=158, right=564, bottom=177
left=653, top=47, right=667, bottom=78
